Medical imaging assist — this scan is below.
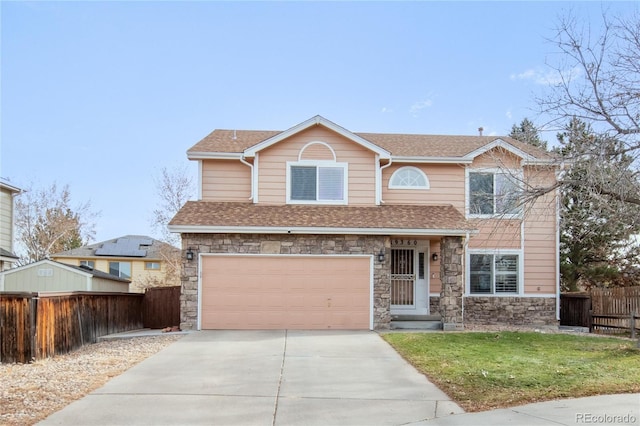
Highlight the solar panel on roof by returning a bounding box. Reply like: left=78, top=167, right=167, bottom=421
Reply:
left=95, top=237, right=149, bottom=257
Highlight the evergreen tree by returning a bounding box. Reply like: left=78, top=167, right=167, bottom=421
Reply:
left=557, top=118, right=640, bottom=290
left=509, top=118, right=547, bottom=150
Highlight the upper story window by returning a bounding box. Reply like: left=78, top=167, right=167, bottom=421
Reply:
left=287, top=161, right=348, bottom=204
left=109, top=261, right=131, bottom=279
left=145, top=261, right=161, bottom=270
left=79, top=260, right=95, bottom=269
left=389, top=166, right=430, bottom=189
left=468, top=170, right=521, bottom=217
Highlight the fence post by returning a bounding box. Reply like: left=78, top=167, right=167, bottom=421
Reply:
left=588, top=309, right=593, bottom=333
left=29, top=295, right=38, bottom=362
left=631, top=311, right=636, bottom=340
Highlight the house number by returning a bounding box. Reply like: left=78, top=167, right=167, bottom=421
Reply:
left=391, top=239, right=418, bottom=246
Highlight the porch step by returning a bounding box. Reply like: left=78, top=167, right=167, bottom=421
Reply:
left=392, top=314, right=441, bottom=321
left=391, top=314, right=443, bottom=330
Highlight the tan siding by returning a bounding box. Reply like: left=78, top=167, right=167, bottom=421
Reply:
left=471, top=149, right=522, bottom=169
left=429, top=240, right=442, bottom=294
left=468, top=219, right=522, bottom=249
left=201, top=160, right=251, bottom=202
left=91, top=277, right=129, bottom=292
left=54, top=257, right=166, bottom=293
left=0, top=188, right=13, bottom=252
left=523, top=166, right=558, bottom=294
left=258, top=127, right=377, bottom=205
left=3, top=264, right=88, bottom=292
left=382, top=164, right=465, bottom=211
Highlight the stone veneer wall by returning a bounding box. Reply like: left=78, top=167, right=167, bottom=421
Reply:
left=439, top=236, right=464, bottom=330
left=429, top=297, right=440, bottom=315
left=463, top=297, right=558, bottom=326
left=179, top=233, right=390, bottom=330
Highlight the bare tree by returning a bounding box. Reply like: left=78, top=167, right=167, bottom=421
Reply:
left=537, top=9, right=640, bottom=204
left=15, top=183, right=99, bottom=263
left=526, top=10, right=640, bottom=288
left=150, top=165, right=194, bottom=247
left=146, top=166, right=194, bottom=288
left=541, top=10, right=639, bottom=141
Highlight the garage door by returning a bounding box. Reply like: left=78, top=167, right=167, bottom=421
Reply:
left=200, top=255, right=371, bottom=330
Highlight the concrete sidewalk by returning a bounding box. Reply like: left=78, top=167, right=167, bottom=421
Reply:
left=417, top=393, right=640, bottom=425
left=39, top=330, right=463, bottom=425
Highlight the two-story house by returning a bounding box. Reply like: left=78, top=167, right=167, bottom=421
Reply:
left=0, top=179, right=22, bottom=271
left=169, top=115, right=559, bottom=331
left=52, top=235, right=180, bottom=293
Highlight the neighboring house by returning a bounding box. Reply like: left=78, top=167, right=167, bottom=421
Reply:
left=0, top=259, right=130, bottom=292
left=51, top=235, right=179, bottom=293
left=0, top=179, right=22, bottom=271
left=169, top=115, right=559, bottom=331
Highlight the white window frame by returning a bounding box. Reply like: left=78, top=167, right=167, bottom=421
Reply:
left=145, top=261, right=161, bottom=270
left=79, top=260, right=95, bottom=269
left=388, top=166, right=430, bottom=190
left=286, top=160, right=348, bottom=205
left=466, top=249, right=523, bottom=296
left=466, top=168, right=523, bottom=219
left=109, top=261, right=132, bottom=279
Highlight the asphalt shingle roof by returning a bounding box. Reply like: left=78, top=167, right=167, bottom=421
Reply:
left=52, top=235, right=178, bottom=259
left=187, top=129, right=553, bottom=161
left=169, top=202, right=475, bottom=233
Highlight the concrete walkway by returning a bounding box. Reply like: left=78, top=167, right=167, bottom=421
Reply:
left=416, top=393, right=640, bottom=425
left=40, top=330, right=463, bottom=425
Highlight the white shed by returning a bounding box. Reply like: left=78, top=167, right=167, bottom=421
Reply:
left=0, top=260, right=130, bottom=293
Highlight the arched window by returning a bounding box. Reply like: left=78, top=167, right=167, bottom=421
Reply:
left=389, top=166, right=430, bottom=189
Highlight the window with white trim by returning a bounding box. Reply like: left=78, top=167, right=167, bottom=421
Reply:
left=109, top=261, right=131, bottom=279
left=287, top=161, right=347, bottom=204
left=145, top=261, right=160, bottom=270
left=389, top=166, right=430, bottom=189
left=469, top=253, right=519, bottom=294
left=469, top=171, right=521, bottom=216
left=79, top=260, right=95, bottom=269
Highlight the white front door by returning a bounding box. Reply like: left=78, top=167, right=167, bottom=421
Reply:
left=390, top=240, right=429, bottom=315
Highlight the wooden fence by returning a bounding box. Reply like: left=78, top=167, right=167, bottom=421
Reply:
left=560, top=293, right=592, bottom=327
left=142, top=286, right=180, bottom=329
left=1, top=292, right=143, bottom=363
left=590, top=286, right=640, bottom=335
left=561, top=287, right=640, bottom=335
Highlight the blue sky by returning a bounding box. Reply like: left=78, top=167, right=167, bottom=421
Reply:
left=1, top=1, right=637, bottom=245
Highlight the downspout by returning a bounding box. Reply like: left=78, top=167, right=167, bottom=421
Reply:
left=240, top=156, right=254, bottom=202
left=555, top=183, right=561, bottom=321
left=378, top=158, right=393, bottom=204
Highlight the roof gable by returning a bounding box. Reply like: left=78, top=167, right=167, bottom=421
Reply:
left=243, top=115, right=391, bottom=159
left=0, top=259, right=130, bottom=283
left=463, top=138, right=538, bottom=163
left=186, top=117, right=555, bottom=164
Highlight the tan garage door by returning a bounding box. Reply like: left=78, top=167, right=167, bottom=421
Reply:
left=200, top=255, right=371, bottom=330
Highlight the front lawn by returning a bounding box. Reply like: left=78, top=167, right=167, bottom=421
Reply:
left=383, top=332, right=640, bottom=412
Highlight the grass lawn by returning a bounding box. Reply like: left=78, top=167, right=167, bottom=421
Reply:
left=383, top=331, right=640, bottom=412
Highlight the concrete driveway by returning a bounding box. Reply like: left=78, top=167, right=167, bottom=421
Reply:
left=39, top=330, right=463, bottom=425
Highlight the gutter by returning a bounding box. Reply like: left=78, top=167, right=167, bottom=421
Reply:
left=168, top=224, right=478, bottom=237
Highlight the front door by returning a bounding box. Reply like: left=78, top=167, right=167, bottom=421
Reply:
left=390, top=240, right=429, bottom=315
